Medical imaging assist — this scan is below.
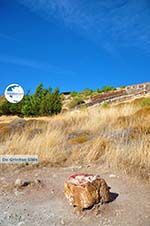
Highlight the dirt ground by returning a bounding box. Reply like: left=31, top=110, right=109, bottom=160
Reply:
left=0, top=164, right=150, bottom=226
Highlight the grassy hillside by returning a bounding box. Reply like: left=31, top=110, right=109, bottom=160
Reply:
left=0, top=100, right=150, bottom=181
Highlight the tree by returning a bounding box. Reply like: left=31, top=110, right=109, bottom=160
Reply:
left=40, top=88, right=62, bottom=115
left=0, top=84, right=62, bottom=116
left=0, top=101, right=11, bottom=115
left=0, top=100, right=23, bottom=116
left=51, top=88, right=62, bottom=114
left=22, top=85, right=62, bottom=116
left=21, top=95, right=34, bottom=116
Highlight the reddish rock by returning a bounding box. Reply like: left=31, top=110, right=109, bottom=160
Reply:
left=64, top=173, right=111, bottom=209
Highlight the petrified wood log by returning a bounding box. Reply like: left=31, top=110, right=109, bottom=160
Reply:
left=64, top=173, right=111, bottom=209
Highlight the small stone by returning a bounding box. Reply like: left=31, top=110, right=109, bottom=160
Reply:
left=109, top=174, right=116, bottom=178
left=22, top=181, right=31, bottom=187
left=51, top=189, right=54, bottom=194
left=14, top=189, right=24, bottom=196
left=17, top=222, right=26, bottom=226
left=34, top=179, right=41, bottom=184
left=86, top=165, right=91, bottom=168
left=15, top=179, right=39, bottom=188
left=15, top=179, right=23, bottom=187
left=60, top=219, right=65, bottom=225
left=95, top=209, right=101, bottom=216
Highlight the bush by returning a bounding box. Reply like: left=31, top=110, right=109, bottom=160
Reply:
left=102, top=102, right=109, bottom=108
left=40, top=88, right=62, bottom=115
left=141, top=98, right=150, bottom=107
left=69, top=97, right=85, bottom=109
left=120, top=85, right=126, bottom=88
left=80, top=88, right=93, bottom=97
left=21, top=95, right=34, bottom=116
left=0, top=84, right=62, bottom=117
left=0, top=101, right=11, bottom=115
left=96, top=86, right=116, bottom=93
left=70, top=91, right=78, bottom=97
left=0, top=100, right=23, bottom=116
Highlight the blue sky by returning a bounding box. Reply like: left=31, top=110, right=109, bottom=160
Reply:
left=0, top=0, right=150, bottom=94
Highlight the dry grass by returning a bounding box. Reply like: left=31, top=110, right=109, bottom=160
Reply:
left=0, top=102, right=150, bottom=181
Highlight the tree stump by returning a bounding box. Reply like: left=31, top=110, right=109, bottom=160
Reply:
left=64, top=173, right=111, bottom=209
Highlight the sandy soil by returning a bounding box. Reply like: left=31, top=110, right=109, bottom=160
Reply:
left=0, top=164, right=150, bottom=226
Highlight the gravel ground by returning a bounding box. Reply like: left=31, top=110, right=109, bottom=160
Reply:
left=0, top=164, right=150, bottom=226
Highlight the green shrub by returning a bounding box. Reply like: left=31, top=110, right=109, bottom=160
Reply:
left=70, top=91, right=78, bottom=97
left=80, top=88, right=93, bottom=97
left=0, top=84, right=62, bottom=117
left=40, top=88, right=62, bottom=115
left=101, top=86, right=116, bottom=92
left=102, top=102, right=109, bottom=108
left=120, top=85, right=126, bottom=88
left=69, top=97, right=85, bottom=109
left=21, top=95, right=34, bottom=116
left=96, top=86, right=116, bottom=93
left=0, top=100, right=23, bottom=116
left=141, top=98, right=150, bottom=107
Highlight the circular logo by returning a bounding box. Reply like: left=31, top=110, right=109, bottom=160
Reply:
left=4, top=84, right=24, bottom=103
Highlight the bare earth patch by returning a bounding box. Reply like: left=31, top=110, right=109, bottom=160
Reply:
left=0, top=164, right=150, bottom=226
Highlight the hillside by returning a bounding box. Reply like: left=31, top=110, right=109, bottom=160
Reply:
left=0, top=96, right=150, bottom=181
left=62, top=82, right=150, bottom=111
left=0, top=83, right=150, bottom=226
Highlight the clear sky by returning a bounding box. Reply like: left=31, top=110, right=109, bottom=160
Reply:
left=0, top=0, right=150, bottom=94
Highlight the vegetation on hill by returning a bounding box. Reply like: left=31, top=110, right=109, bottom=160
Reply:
left=70, top=86, right=116, bottom=98
left=0, top=84, right=62, bottom=117
left=69, top=96, right=85, bottom=109
left=0, top=84, right=118, bottom=112
left=140, top=97, right=150, bottom=107
left=68, top=86, right=117, bottom=108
